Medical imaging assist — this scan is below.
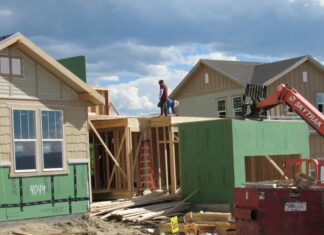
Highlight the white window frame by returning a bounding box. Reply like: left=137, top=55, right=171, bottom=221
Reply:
left=232, top=96, right=243, bottom=117
left=317, top=93, right=324, bottom=113
left=41, top=110, right=65, bottom=171
left=216, top=98, right=226, bottom=117
left=12, top=109, right=38, bottom=173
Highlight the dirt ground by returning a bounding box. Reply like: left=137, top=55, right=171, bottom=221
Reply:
left=0, top=215, right=154, bottom=235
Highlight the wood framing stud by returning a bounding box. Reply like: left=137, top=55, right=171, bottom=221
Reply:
left=88, top=120, right=127, bottom=178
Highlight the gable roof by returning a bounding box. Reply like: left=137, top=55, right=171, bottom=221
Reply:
left=170, top=55, right=324, bottom=98
left=203, top=60, right=262, bottom=85
left=0, top=33, right=104, bottom=105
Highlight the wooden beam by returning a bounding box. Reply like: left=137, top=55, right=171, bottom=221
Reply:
left=156, top=127, right=162, bottom=190
left=110, top=101, right=120, bottom=116
left=125, top=128, right=133, bottom=191
left=89, top=118, right=128, bottom=130
left=108, top=128, right=127, bottom=189
left=163, top=126, right=169, bottom=192
left=265, top=155, right=288, bottom=180
left=88, top=120, right=127, bottom=178
left=168, top=126, right=177, bottom=194
left=132, top=132, right=144, bottom=175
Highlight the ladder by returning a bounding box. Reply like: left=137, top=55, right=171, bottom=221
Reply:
left=138, top=140, right=156, bottom=192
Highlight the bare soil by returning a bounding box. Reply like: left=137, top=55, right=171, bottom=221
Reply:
left=0, top=215, right=153, bottom=235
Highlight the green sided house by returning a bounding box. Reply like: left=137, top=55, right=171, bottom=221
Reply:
left=0, top=33, right=104, bottom=222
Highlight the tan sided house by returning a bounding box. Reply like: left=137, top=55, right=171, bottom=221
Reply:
left=0, top=32, right=104, bottom=222
left=170, top=56, right=324, bottom=157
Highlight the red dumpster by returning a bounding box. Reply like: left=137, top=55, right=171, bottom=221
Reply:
left=233, top=187, right=324, bottom=235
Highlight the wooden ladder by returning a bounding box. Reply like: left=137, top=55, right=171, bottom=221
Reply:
left=138, top=140, right=156, bottom=192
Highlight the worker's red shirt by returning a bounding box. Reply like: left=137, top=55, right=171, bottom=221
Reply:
left=160, top=83, right=168, bottom=100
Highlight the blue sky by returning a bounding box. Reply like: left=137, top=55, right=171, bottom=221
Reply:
left=1, top=0, right=324, bottom=115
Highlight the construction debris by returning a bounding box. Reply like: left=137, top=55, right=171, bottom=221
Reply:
left=91, top=192, right=190, bottom=225
left=159, top=211, right=236, bottom=235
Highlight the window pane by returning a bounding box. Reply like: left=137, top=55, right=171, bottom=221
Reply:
left=13, top=110, right=21, bottom=139
left=42, top=111, right=63, bottom=139
left=42, top=111, right=49, bottom=139
left=234, top=110, right=243, bottom=117
left=219, top=111, right=226, bottom=117
left=15, top=141, right=36, bottom=170
left=0, top=57, right=9, bottom=74
left=43, top=141, right=63, bottom=169
left=233, top=97, right=242, bottom=109
left=319, top=104, right=323, bottom=113
left=55, top=111, right=63, bottom=138
left=12, top=58, right=21, bottom=75
left=13, top=110, right=35, bottom=139
left=217, top=100, right=226, bottom=111
left=318, top=94, right=324, bottom=104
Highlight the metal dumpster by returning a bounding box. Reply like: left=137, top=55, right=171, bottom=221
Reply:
left=233, top=187, right=324, bottom=235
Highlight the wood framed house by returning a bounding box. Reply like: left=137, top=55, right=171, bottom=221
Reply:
left=170, top=56, right=324, bottom=157
left=0, top=33, right=104, bottom=222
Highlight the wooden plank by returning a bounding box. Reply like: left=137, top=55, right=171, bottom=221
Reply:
left=265, top=155, right=288, bottom=180
left=110, top=101, right=120, bottom=115
left=93, top=132, right=99, bottom=191
left=132, top=132, right=144, bottom=175
left=90, top=118, right=128, bottom=130
left=88, top=120, right=127, bottom=179
left=125, top=127, right=133, bottom=191
left=168, top=126, right=177, bottom=194
left=163, top=126, right=169, bottom=192
left=156, top=127, right=162, bottom=190
left=108, top=128, right=127, bottom=189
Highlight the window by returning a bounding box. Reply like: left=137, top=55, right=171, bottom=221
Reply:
left=233, top=96, right=243, bottom=117
left=12, top=58, right=22, bottom=75
left=286, top=105, right=294, bottom=114
left=303, top=71, right=308, bottom=83
left=318, top=93, right=324, bottom=113
left=13, top=110, right=37, bottom=171
left=217, top=99, right=226, bottom=117
left=11, top=109, right=65, bottom=174
left=204, top=73, right=209, bottom=84
left=42, top=110, right=64, bottom=170
left=0, top=56, right=23, bottom=76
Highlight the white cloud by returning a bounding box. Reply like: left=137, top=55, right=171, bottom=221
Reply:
left=0, top=9, right=12, bottom=16
left=316, top=0, right=324, bottom=6
left=105, top=44, right=234, bottom=115
left=98, top=75, right=119, bottom=82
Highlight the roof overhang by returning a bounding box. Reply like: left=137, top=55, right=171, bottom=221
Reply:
left=0, top=33, right=104, bottom=105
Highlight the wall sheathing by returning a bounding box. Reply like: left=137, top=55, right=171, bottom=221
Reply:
left=179, top=119, right=310, bottom=204
left=0, top=163, right=89, bottom=222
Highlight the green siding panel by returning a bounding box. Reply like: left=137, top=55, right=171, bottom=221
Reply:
left=179, top=119, right=309, bottom=204
left=58, top=56, right=87, bottom=82
left=0, top=163, right=89, bottom=222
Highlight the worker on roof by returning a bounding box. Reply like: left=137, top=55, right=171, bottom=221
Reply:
left=158, top=80, right=168, bottom=116
left=167, top=99, right=179, bottom=115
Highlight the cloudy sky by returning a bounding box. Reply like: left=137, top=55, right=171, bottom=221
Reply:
left=1, top=0, right=324, bottom=115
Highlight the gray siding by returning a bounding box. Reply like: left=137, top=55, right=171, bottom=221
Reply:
left=178, top=88, right=245, bottom=117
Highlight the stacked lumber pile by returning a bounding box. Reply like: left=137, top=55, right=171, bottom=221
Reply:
left=91, top=192, right=189, bottom=224
left=160, top=212, right=236, bottom=235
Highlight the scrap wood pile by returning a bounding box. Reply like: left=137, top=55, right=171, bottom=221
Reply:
left=160, top=212, right=236, bottom=235
left=245, top=173, right=317, bottom=189
left=90, top=192, right=189, bottom=225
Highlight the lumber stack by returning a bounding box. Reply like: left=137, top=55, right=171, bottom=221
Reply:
left=160, top=212, right=237, bottom=235
left=91, top=192, right=189, bottom=224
